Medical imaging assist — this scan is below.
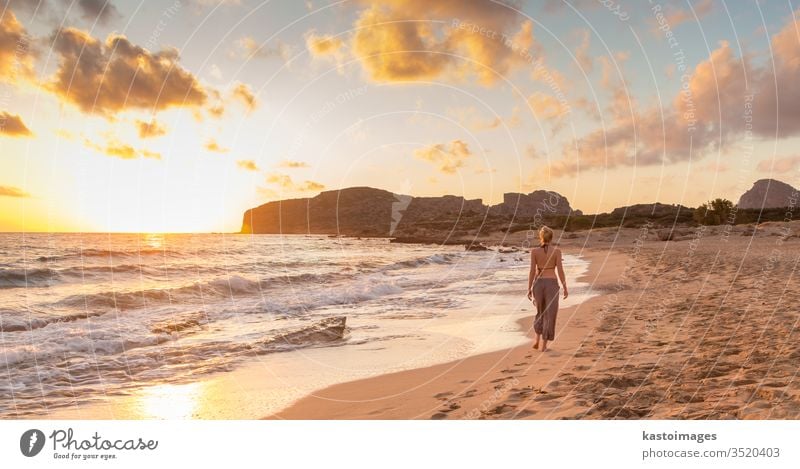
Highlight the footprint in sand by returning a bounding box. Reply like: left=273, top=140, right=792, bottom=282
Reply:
left=439, top=402, right=461, bottom=413
left=483, top=404, right=515, bottom=416
left=507, top=390, right=533, bottom=402
left=533, top=392, right=564, bottom=402
left=514, top=409, right=537, bottom=418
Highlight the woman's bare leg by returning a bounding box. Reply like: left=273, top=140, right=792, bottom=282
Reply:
left=541, top=339, right=548, bottom=352
left=533, top=334, right=540, bottom=350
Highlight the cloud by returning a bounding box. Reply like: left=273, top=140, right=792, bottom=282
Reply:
left=266, top=172, right=292, bottom=187
left=0, top=185, right=30, bottom=197
left=265, top=172, right=325, bottom=192
left=135, top=119, right=167, bottom=138
left=545, top=9, right=800, bottom=178
left=5, top=0, right=121, bottom=25
left=83, top=136, right=161, bottom=160
left=55, top=128, right=75, bottom=140
left=446, top=106, right=502, bottom=131
left=528, top=92, right=569, bottom=120
left=278, top=160, right=310, bottom=168
left=305, top=31, right=345, bottom=71
left=351, top=0, right=538, bottom=85
left=73, top=0, right=122, bottom=25
left=209, top=63, right=223, bottom=80
left=231, top=82, right=257, bottom=111
left=652, top=0, right=714, bottom=32
left=757, top=155, right=800, bottom=174
left=230, top=36, right=291, bottom=61
left=0, top=111, right=33, bottom=137
left=46, top=27, right=209, bottom=117
left=413, top=139, right=472, bottom=174
left=236, top=159, right=259, bottom=171
left=296, top=180, right=325, bottom=191
left=0, top=10, right=36, bottom=81
left=575, top=29, right=592, bottom=73
left=305, top=31, right=344, bottom=57
left=204, top=138, right=228, bottom=153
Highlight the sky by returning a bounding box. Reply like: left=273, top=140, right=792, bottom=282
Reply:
left=1, top=0, right=799, bottom=232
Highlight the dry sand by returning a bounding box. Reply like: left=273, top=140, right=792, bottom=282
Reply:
left=270, top=222, right=800, bottom=419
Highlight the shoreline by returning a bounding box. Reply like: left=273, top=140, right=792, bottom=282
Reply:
left=268, top=248, right=629, bottom=419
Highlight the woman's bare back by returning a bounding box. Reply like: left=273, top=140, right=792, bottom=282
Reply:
left=532, top=246, right=560, bottom=280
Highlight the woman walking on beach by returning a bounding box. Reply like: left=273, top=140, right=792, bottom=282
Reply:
left=527, top=226, right=568, bottom=352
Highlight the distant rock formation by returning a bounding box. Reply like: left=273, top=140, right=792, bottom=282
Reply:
left=488, top=191, right=581, bottom=217
left=737, top=179, right=798, bottom=209
left=241, top=186, right=577, bottom=235
left=242, top=187, right=488, bottom=236
left=610, top=203, right=692, bottom=218
left=242, top=187, right=395, bottom=235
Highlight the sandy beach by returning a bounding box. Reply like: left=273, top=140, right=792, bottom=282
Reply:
left=271, top=223, right=800, bottom=420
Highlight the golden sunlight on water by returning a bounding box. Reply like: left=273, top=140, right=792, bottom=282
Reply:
left=143, top=233, right=166, bottom=249
left=137, top=383, right=203, bottom=419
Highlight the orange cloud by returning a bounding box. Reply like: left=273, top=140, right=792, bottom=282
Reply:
left=135, top=119, right=167, bottom=138
left=544, top=8, right=800, bottom=179
left=414, top=140, right=472, bottom=174
left=352, top=0, right=537, bottom=85
left=278, top=160, right=310, bottom=168
left=232, top=82, right=257, bottom=111
left=306, top=32, right=344, bottom=57
left=0, top=111, right=33, bottom=137
left=204, top=138, right=228, bottom=153
left=265, top=172, right=324, bottom=192
left=237, top=159, right=259, bottom=171
left=297, top=180, right=325, bottom=191
left=0, top=185, right=30, bottom=197
left=0, top=10, right=36, bottom=81
left=47, top=28, right=208, bottom=117
left=83, top=136, right=162, bottom=160
left=528, top=92, right=569, bottom=120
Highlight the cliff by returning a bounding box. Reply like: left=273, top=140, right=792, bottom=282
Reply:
left=737, top=179, right=798, bottom=209
left=241, top=186, right=578, bottom=235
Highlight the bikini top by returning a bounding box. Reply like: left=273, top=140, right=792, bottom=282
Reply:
left=535, top=244, right=558, bottom=272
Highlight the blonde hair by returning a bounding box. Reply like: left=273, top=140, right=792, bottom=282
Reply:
left=539, top=226, right=554, bottom=245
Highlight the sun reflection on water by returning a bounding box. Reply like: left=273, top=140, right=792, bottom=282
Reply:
left=138, top=382, right=203, bottom=419
left=143, top=233, right=166, bottom=250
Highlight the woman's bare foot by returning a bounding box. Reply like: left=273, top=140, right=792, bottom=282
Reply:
left=532, top=334, right=540, bottom=350
left=541, top=340, right=548, bottom=352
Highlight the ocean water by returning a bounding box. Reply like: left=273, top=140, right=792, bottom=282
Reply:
left=0, top=233, right=589, bottom=418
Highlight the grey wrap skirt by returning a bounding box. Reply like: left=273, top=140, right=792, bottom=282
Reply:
left=532, top=277, right=560, bottom=341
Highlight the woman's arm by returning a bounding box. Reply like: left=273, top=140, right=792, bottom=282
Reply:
left=557, top=249, right=569, bottom=299
left=527, top=249, right=537, bottom=300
